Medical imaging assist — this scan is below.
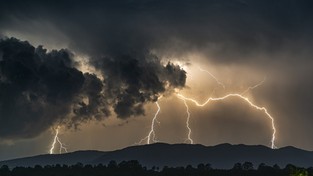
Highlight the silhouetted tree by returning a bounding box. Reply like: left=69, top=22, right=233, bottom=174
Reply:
left=73, top=162, right=83, bottom=168
left=258, top=163, right=266, bottom=170
left=108, top=160, right=117, bottom=169
left=1, top=161, right=312, bottom=176
left=233, top=162, right=242, bottom=170
left=307, top=167, right=313, bottom=176
left=197, top=163, right=205, bottom=170
left=273, top=164, right=280, bottom=170
left=243, top=161, right=254, bottom=170
left=0, top=165, right=10, bottom=176
left=205, top=163, right=212, bottom=171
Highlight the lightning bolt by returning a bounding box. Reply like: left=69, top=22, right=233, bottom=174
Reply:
left=178, top=67, right=268, bottom=146
left=241, top=77, right=266, bottom=95
left=180, top=98, right=193, bottom=144
left=49, top=126, right=68, bottom=154
left=177, top=67, right=224, bottom=144
left=198, top=67, right=225, bottom=89
left=177, top=93, right=277, bottom=149
left=135, top=65, right=273, bottom=149
left=137, top=101, right=161, bottom=144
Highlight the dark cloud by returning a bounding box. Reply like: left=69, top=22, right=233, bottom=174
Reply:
left=97, top=54, right=185, bottom=118
left=1, top=0, right=313, bottom=151
left=73, top=72, right=110, bottom=122
left=0, top=37, right=186, bottom=139
left=0, top=38, right=106, bottom=139
left=1, top=0, right=313, bottom=62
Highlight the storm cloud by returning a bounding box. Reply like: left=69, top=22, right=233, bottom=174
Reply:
left=0, top=37, right=186, bottom=139
left=97, top=54, right=185, bottom=118
left=0, top=38, right=94, bottom=138
left=1, top=0, right=313, bottom=60
left=0, top=0, right=313, bottom=152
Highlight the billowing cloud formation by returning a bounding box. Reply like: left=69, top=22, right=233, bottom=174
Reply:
left=0, top=37, right=186, bottom=139
left=1, top=0, right=313, bottom=151
left=98, top=55, right=185, bottom=118
left=0, top=38, right=97, bottom=138
left=0, top=38, right=105, bottom=138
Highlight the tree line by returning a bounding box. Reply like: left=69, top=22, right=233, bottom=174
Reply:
left=0, top=160, right=311, bottom=176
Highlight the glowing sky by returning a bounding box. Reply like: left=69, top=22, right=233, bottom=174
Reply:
left=1, top=0, right=313, bottom=160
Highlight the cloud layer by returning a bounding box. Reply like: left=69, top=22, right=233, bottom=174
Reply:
left=0, top=37, right=186, bottom=139
left=0, top=0, right=313, bottom=151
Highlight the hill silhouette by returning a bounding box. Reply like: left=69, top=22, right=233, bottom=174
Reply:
left=1, top=143, right=312, bottom=169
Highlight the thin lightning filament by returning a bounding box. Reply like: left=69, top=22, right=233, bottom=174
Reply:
left=181, top=98, right=193, bottom=144
left=49, top=126, right=68, bottom=154
left=137, top=102, right=161, bottom=144
left=177, top=93, right=277, bottom=149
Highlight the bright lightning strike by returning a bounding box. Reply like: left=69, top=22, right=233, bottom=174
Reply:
left=49, top=126, right=68, bottom=154
left=180, top=98, right=193, bottom=144
left=136, top=66, right=273, bottom=148
left=137, top=101, right=161, bottom=144
left=177, top=67, right=225, bottom=144
left=177, top=93, right=277, bottom=149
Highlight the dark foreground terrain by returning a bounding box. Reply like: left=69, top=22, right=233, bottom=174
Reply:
left=0, top=160, right=311, bottom=176
left=1, top=143, right=313, bottom=169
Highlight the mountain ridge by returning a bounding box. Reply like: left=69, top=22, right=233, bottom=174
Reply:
left=1, top=143, right=312, bottom=169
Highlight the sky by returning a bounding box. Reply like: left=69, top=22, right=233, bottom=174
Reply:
left=1, top=0, right=313, bottom=160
